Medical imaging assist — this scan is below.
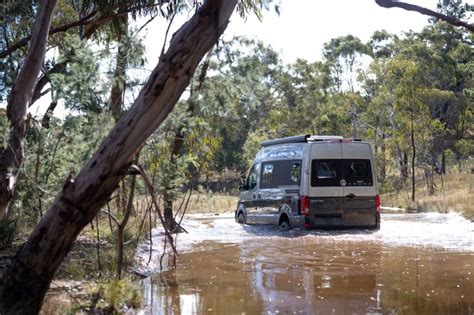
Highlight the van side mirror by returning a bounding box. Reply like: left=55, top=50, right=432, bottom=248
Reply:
left=239, top=180, right=247, bottom=191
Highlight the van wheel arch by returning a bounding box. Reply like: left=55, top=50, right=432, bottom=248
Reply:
left=236, top=211, right=246, bottom=224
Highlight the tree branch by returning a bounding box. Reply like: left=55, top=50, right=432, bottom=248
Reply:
left=0, top=2, right=164, bottom=59
left=134, top=165, right=178, bottom=255
left=0, top=0, right=58, bottom=220
left=375, top=0, right=474, bottom=32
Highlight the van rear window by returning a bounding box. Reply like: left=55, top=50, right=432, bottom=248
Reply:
left=311, top=159, right=373, bottom=187
left=311, top=160, right=341, bottom=187
left=344, top=160, right=373, bottom=186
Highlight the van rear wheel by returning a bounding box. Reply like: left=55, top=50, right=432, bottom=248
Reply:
left=279, top=219, right=290, bottom=231
left=237, top=212, right=245, bottom=224
left=371, top=213, right=381, bottom=230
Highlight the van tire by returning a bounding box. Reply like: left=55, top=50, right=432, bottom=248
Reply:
left=371, top=214, right=380, bottom=230
left=279, top=216, right=290, bottom=231
left=237, top=212, right=246, bottom=224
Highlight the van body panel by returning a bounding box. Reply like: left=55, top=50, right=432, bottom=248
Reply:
left=240, top=163, right=260, bottom=224
left=256, top=188, right=293, bottom=224
left=308, top=143, right=343, bottom=199
left=344, top=196, right=377, bottom=226
left=308, top=143, right=344, bottom=225
left=341, top=143, right=378, bottom=227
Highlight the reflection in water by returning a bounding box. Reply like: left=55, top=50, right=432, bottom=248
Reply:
left=141, top=240, right=473, bottom=314
left=139, top=214, right=474, bottom=314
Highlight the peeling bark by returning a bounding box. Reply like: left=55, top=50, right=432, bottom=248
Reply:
left=0, top=0, right=237, bottom=313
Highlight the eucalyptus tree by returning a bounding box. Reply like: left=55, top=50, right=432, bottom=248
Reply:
left=196, top=37, right=282, bottom=173
left=265, top=59, right=346, bottom=136
left=0, top=0, right=57, bottom=220
left=0, top=0, right=171, bottom=220
left=0, top=0, right=243, bottom=312
left=322, top=35, right=371, bottom=139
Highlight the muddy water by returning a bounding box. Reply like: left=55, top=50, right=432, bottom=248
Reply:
left=139, top=213, right=474, bottom=314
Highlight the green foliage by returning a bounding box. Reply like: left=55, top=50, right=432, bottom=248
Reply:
left=82, top=278, right=142, bottom=312
left=0, top=217, right=17, bottom=249
left=0, top=0, right=36, bottom=101
left=49, top=35, right=109, bottom=112
left=10, top=112, right=115, bottom=228
left=243, top=131, right=268, bottom=166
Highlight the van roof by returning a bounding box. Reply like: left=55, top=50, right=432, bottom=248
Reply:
left=261, top=134, right=363, bottom=147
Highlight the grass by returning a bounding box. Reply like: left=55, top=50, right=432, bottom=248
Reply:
left=175, top=193, right=238, bottom=214
left=39, top=200, right=154, bottom=313
left=382, top=173, right=474, bottom=220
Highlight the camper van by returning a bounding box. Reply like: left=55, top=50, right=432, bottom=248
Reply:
left=236, top=135, right=380, bottom=230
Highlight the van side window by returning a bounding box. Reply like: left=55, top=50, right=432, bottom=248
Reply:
left=311, top=160, right=341, bottom=187
left=260, top=160, right=302, bottom=189
left=290, top=162, right=301, bottom=183
left=344, top=159, right=373, bottom=186
left=246, top=164, right=259, bottom=190
left=262, top=164, right=274, bottom=186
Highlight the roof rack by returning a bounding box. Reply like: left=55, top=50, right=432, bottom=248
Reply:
left=261, top=135, right=367, bottom=147
left=307, top=135, right=343, bottom=141
left=261, top=135, right=350, bottom=147
left=261, top=134, right=310, bottom=147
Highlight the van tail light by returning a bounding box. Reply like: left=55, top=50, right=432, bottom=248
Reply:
left=300, top=196, right=310, bottom=216
left=375, top=194, right=381, bottom=213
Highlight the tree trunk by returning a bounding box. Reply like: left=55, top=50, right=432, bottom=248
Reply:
left=0, top=1, right=237, bottom=313
left=441, top=151, right=446, bottom=175
left=0, top=0, right=58, bottom=220
left=411, top=119, right=416, bottom=202
left=380, top=137, right=386, bottom=183
left=424, top=165, right=435, bottom=195
left=41, top=100, right=58, bottom=129
left=110, top=18, right=128, bottom=121
left=403, top=151, right=409, bottom=180
left=116, top=171, right=136, bottom=279
left=163, top=55, right=211, bottom=231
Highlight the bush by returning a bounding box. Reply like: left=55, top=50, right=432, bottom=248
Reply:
left=0, top=217, right=17, bottom=249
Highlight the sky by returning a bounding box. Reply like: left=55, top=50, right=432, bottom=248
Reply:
left=143, top=0, right=440, bottom=65
left=25, top=0, right=442, bottom=117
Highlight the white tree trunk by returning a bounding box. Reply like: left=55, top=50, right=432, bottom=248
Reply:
left=0, top=0, right=58, bottom=220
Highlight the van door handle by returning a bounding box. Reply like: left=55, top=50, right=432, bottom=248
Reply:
left=346, top=193, right=356, bottom=198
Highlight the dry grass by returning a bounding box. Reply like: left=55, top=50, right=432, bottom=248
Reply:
left=176, top=193, right=238, bottom=214
left=382, top=173, right=474, bottom=220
